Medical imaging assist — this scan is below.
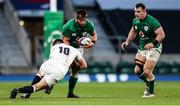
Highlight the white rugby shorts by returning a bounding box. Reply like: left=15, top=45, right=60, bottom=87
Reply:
left=138, top=44, right=162, bottom=62
left=39, top=61, right=67, bottom=87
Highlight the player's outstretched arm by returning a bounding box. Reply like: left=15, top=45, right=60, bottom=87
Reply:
left=121, top=27, right=137, bottom=50
left=76, top=56, right=87, bottom=70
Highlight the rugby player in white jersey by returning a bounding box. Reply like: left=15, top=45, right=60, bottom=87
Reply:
left=10, top=39, right=87, bottom=99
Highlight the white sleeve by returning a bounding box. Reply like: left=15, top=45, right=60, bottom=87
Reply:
left=75, top=53, right=83, bottom=61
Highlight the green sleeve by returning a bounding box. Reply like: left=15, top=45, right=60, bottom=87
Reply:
left=151, top=19, right=161, bottom=31
left=132, top=19, right=135, bottom=27
left=132, top=18, right=140, bottom=32
left=62, top=23, right=71, bottom=38
left=88, top=21, right=95, bottom=35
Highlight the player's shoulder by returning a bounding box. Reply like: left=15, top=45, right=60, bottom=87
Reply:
left=61, top=43, right=77, bottom=50
left=86, top=19, right=93, bottom=23
left=146, top=14, right=159, bottom=22
left=133, top=17, right=138, bottom=22
left=66, top=45, right=80, bottom=55
left=57, top=43, right=69, bottom=47
left=147, top=14, right=155, bottom=19
left=63, top=19, right=75, bottom=28
left=133, top=18, right=140, bottom=25
left=55, top=43, right=72, bottom=49
left=66, top=18, right=75, bottom=24
left=86, top=19, right=94, bottom=26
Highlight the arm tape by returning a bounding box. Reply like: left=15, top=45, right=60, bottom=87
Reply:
left=152, top=39, right=158, bottom=46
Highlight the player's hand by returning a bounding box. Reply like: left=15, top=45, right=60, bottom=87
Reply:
left=121, top=41, right=129, bottom=51
left=144, top=43, right=154, bottom=50
left=84, top=42, right=94, bottom=49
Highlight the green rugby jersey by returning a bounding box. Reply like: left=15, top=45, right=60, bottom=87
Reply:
left=62, top=19, right=95, bottom=48
left=133, top=14, right=161, bottom=50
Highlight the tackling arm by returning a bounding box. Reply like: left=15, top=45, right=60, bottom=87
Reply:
left=76, top=57, right=87, bottom=70
left=126, top=27, right=137, bottom=43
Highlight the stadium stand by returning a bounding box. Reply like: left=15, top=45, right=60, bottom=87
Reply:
left=0, top=0, right=34, bottom=74
left=96, top=0, right=180, bottom=53
left=0, top=6, right=27, bottom=67
left=1, top=0, right=179, bottom=76
left=93, top=0, right=180, bottom=75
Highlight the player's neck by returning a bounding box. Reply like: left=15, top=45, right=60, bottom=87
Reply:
left=141, top=14, right=147, bottom=21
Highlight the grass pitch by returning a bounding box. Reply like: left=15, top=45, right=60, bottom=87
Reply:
left=0, top=81, right=180, bottom=105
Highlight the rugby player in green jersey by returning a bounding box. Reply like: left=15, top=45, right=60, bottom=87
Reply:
left=43, top=9, right=97, bottom=98
left=121, top=3, right=165, bottom=98
left=62, top=9, right=97, bottom=98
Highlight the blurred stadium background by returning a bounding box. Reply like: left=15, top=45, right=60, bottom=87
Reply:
left=0, top=0, right=180, bottom=82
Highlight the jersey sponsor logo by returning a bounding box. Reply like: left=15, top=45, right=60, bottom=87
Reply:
left=82, top=32, right=91, bottom=37
left=82, top=32, right=88, bottom=36
left=144, top=26, right=149, bottom=31
left=139, top=31, right=145, bottom=37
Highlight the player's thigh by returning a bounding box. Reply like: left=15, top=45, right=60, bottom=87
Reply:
left=33, top=78, right=49, bottom=91
left=44, top=68, right=65, bottom=87
left=44, top=75, right=58, bottom=88
left=135, top=50, right=146, bottom=62
left=134, top=51, right=146, bottom=72
left=38, top=61, right=52, bottom=76
left=144, top=60, right=157, bottom=74
left=144, top=47, right=161, bottom=73
left=146, top=47, right=162, bottom=62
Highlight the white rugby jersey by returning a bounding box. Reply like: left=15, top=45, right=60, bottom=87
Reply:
left=48, top=43, right=82, bottom=73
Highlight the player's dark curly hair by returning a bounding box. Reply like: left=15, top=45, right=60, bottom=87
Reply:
left=52, top=39, right=63, bottom=46
left=76, top=9, right=87, bottom=19
left=135, top=3, right=146, bottom=10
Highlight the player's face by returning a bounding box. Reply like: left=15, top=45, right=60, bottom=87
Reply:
left=76, top=17, right=86, bottom=27
left=134, top=7, right=146, bottom=20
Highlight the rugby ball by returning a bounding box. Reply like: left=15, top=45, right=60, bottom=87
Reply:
left=78, top=37, right=91, bottom=45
